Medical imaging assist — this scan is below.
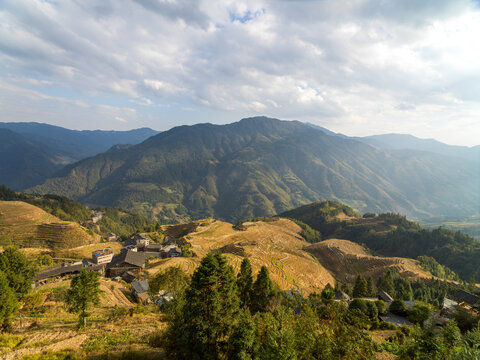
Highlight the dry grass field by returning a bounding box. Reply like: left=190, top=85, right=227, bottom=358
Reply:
left=0, top=201, right=98, bottom=250
left=305, top=238, right=434, bottom=283
left=0, top=278, right=166, bottom=359
left=152, top=218, right=335, bottom=294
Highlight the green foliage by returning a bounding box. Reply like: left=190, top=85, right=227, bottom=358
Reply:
left=443, top=319, right=462, bottom=350
left=321, top=283, right=335, bottom=301
left=97, top=207, right=162, bottom=238
left=0, top=246, right=37, bottom=299
left=22, top=292, right=44, bottom=313
left=353, top=275, right=368, bottom=298
left=375, top=300, right=388, bottom=315
left=418, top=256, right=460, bottom=281
left=0, top=333, right=23, bottom=353
left=390, top=300, right=408, bottom=317
left=366, top=277, right=375, bottom=297
left=408, top=304, right=431, bottom=326
left=0, top=271, right=18, bottom=330
left=251, top=266, right=275, bottom=313
left=349, top=299, right=368, bottom=314
left=148, top=266, right=189, bottom=297
left=38, top=254, right=54, bottom=268
left=237, top=258, right=253, bottom=309
left=164, top=252, right=239, bottom=359
left=66, top=269, right=101, bottom=327
left=227, top=308, right=256, bottom=360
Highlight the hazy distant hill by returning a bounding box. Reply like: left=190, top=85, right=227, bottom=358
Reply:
left=0, top=128, right=67, bottom=190
left=0, top=122, right=158, bottom=162
left=29, top=117, right=479, bottom=222
left=357, top=133, right=480, bottom=162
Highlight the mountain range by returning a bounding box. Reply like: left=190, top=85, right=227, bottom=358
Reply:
left=26, top=117, right=479, bottom=222
left=0, top=122, right=157, bottom=190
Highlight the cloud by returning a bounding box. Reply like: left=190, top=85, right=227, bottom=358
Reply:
left=0, top=0, right=480, bottom=145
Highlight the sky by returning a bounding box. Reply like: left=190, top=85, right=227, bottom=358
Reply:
left=1, top=0, right=480, bottom=146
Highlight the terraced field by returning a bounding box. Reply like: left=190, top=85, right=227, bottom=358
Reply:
left=305, top=239, right=433, bottom=283
left=0, top=201, right=98, bottom=249
left=154, top=218, right=335, bottom=294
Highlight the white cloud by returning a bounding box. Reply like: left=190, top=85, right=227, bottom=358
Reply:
left=0, top=0, right=480, bottom=145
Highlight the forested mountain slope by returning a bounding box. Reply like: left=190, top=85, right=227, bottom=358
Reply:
left=30, top=117, right=479, bottom=222
left=282, top=201, right=480, bottom=281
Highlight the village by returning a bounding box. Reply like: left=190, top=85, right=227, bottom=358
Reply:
left=34, top=232, right=184, bottom=306
left=331, top=287, right=480, bottom=328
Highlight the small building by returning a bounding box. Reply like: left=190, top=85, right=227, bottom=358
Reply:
left=107, top=250, right=146, bottom=278
left=380, top=313, right=413, bottom=327
left=121, top=245, right=138, bottom=253
left=107, top=233, right=119, bottom=242
left=121, top=271, right=137, bottom=283
left=131, top=280, right=150, bottom=304
left=91, top=247, right=114, bottom=264
left=155, top=291, right=174, bottom=307
left=163, top=244, right=182, bottom=258
left=91, top=212, right=103, bottom=224
left=378, top=290, right=394, bottom=303
left=126, top=234, right=150, bottom=248
left=442, top=297, right=458, bottom=315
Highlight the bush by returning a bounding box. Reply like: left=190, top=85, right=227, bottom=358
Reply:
left=389, top=299, right=408, bottom=317
left=375, top=300, right=388, bottom=315
left=349, top=299, right=368, bottom=314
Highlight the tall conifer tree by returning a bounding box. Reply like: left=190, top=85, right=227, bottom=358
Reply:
left=251, top=266, right=274, bottom=313
left=237, top=258, right=253, bottom=308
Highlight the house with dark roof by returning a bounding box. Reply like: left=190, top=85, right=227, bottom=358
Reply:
left=378, top=290, right=394, bottom=303
left=452, top=290, right=479, bottom=311
left=107, top=250, right=146, bottom=277
left=34, top=262, right=105, bottom=286
left=131, top=280, right=151, bottom=304
left=121, top=271, right=138, bottom=283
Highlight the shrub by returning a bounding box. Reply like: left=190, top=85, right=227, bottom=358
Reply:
left=389, top=299, right=408, bottom=317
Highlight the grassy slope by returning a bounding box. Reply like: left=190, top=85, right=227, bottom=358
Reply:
left=0, top=201, right=99, bottom=250
left=147, top=218, right=433, bottom=295
left=305, top=239, right=433, bottom=284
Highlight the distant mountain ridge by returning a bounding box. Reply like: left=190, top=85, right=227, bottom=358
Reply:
left=29, top=117, right=479, bottom=222
left=0, top=122, right=158, bottom=190
left=0, top=128, right=65, bottom=190
left=0, top=122, right=158, bottom=162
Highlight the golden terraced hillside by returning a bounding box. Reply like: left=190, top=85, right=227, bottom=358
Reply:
left=0, top=201, right=99, bottom=250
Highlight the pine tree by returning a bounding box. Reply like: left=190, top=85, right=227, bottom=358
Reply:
left=165, top=252, right=239, bottom=360
left=366, top=277, right=375, bottom=297
left=321, top=283, right=335, bottom=301
left=227, top=308, right=256, bottom=360
left=237, top=258, right=253, bottom=308
left=251, top=266, right=274, bottom=313
left=353, top=275, right=368, bottom=298
left=0, top=271, right=18, bottom=330
left=378, top=271, right=396, bottom=298
left=66, top=269, right=101, bottom=328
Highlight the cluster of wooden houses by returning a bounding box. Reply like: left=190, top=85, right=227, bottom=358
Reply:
left=34, top=233, right=184, bottom=297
